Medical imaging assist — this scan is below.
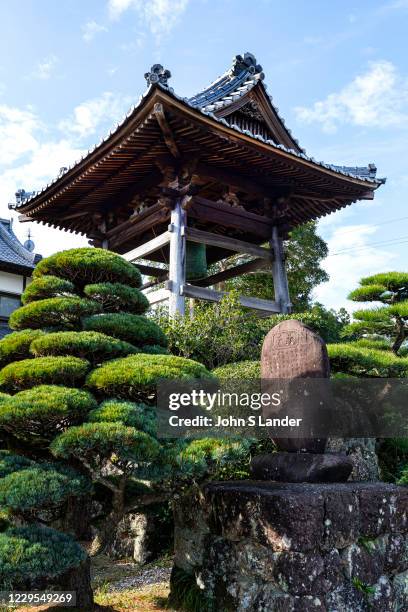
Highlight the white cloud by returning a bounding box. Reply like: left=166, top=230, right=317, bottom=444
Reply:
left=295, top=61, right=408, bottom=133
left=31, top=55, right=58, bottom=80
left=0, top=105, right=41, bottom=165
left=82, top=21, right=108, bottom=43
left=314, top=224, right=396, bottom=310
left=108, top=0, right=189, bottom=41
left=59, top=91, right=132, bottom=138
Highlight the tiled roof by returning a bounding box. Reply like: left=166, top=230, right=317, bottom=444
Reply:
left=0, top=219, right=40, bottom=273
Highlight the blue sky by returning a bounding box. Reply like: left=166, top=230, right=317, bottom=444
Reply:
left=0, top=0, right=407, bottom=311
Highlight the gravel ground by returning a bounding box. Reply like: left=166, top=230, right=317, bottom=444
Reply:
left=110, top=566, right=172, bottom=591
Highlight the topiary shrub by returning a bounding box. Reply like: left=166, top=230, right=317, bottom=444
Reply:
left=33, top=247, right=142, bottom=288
left=212, top=360, right=261, bottom=379
left=0, top=356, right=90, bottom=391
left=88, top=399, right=156, bottom=436
left=83, top=313, right=167, bottom=348
left=0, top=464, right=91, bottom=514
left=0, top=329, right=44, bottom=367
left=9, top=297, right=100, bottom=331
left=86, top=354, right=213, bottom=400
left=0, top=451, right=33, bottom=477
left=327, top=344, right=408, bottom=377
left=0, top=525, right=87, bottom=590
left=0, top=385, right=97, bottom=442
left=30, top=331, right=139, bottom=363
left=84, top=282, right=149, bottom=314
left=22, top=276, right=75, bottom=305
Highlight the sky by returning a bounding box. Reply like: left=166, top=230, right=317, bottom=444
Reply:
left=0, top=0, right=407, bottom=312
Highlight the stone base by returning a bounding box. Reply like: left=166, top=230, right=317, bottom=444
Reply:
left=172, top=481, right=408, bottom=611
left=250, top=452, right=353, bottom=483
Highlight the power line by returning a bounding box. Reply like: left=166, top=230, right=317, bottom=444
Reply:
left=321, top=215, right=408, bottom=237
left=328, top=235, right=408, bottom=257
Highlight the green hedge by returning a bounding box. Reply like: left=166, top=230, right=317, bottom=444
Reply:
left=30, top=331, right=138, bottom=363
left=0, top=330, right=44, bottom=367
left=327, top=343, right=408, bottom=377
left=86, top=354, right=212, bottom=400
left=33, top=247, right=142, bottom=288
left=0, top=525, right=86, bottom=589
left=0, top=356, right=90, bottom=391
left=88, top=399, right=156, bottom=437
left=21, top=276, right=75, bottom=305
left=212, top=360, right=261, bottom=379
left=83, top=313, right=167, bottom=347
left=84, top=282, right=149, bottom=314
left=9, top=297, right=100, bottom=331
left=0, top=464, right=91, bottom=512
left=0, top=385, right=96, bottom=442
left=51, top=422, right=160, bottom=464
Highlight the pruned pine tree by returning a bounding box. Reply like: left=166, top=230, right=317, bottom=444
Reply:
left=0, top=247, right=236, bottom=595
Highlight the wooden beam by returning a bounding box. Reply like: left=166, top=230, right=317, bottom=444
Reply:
left=168, top=199, right=186, bottom=316
left=145, top=287, right=170, bottom=305
left=194, top=258, right=266, bottom=287
left=271, top=226, right=291, bottom=313
left=154, top=103, right=180, bottom=158
left=181, top=284, right=280, bottom=314
left=123, top=231, right=171, bottom=262
left=109, top=207, right=170, bottom=250
left=183, top=226, right=272, bottom=260
left=135, top=263, right=168, bottom=278
left=188, top=196, right=273, bottom=239
left=18, top=214, right=33, bottom=223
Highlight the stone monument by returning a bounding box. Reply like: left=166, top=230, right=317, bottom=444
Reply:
left=251, top=319, right=353, bottom=483
left=170, top=320, right=408, bottom=610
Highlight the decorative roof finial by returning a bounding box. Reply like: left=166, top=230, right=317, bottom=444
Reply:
left=231, top=52, right=264, bottom=79
left=24, top=228, right=35, bottom=253
left=144, top=64, right=171, bottom=87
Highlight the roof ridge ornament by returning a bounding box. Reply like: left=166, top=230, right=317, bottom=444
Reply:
left=231, top=52, right=264, bottom=79
left=144, top=64, right=171, bottom=87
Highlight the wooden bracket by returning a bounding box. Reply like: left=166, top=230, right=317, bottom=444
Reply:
left=154, top=103, right=180, bottom=159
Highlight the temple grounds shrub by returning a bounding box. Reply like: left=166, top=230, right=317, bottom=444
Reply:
left=33, top=247, right=142, bottom=288
left=0, top=525, right=87, bottom=590
left=86, top=354, right=213, bottom=400
left=0, top=464, right=91, bottom=513
left=83, top=313, right=167, bottom=347
left=51, top=422, right=160, bottom=466
left=84, top=282, right=149, bottom=314
left=21, top=276, right=75, bottom=305
left=0, top=330, right=44, bottom=367
left=0, top=451, right=33, bottom=477
left=327, top=344, right=408, bottom=377
left=212, top=360, right=261, bottom=379
left=0, top=385, right=97, bottom=442
left=30, top=331, right=138, bottom=363
left=88, top=400, right=156, bottom=436
left=0, top=356, right=90, bottom=391
left=9, top=297, right=100, bottom=331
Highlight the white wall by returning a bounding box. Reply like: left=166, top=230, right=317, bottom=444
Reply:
left=0, top=271, right=26, bottom=295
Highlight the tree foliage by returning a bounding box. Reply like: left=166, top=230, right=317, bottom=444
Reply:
left=83, top=313, right=167, bottom=348
left=84, top=282, right=149, bottom=314
left=22, top=276, right=75, bottom=305
left=343, top=272, right=408, bottom=355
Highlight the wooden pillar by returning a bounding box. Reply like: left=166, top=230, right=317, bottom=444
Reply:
left=168, top=199, right=186, bottom=317
left=271, top=226, right=291, bottom=314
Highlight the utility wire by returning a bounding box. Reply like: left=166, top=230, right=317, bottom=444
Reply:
left=328, top=236, right=408, bottom=257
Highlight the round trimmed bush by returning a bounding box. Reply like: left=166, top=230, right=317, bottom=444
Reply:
left=0, top=452, right=33, bottom=478
left=88, top=399, right=156, bottom=437
left=30, top=331, right=138, bottom=363
left=328, top=344, right=408, bottom=377
left=33, top=247, right=142, bottom=288
left=84, top=282, right=149, bottom=314
left=213, top=360, right=261, bottom=379
left=22, top=276, right=75, bottom=305
left=0, top=385, right=97, bottom=442
left=51, top=422, right=160, bottom=464
left=0, top=525, right=87, bottom=590
left=9, top=297, right=100, bottom=331
left=0, top=465, right=91, bottom=512
left=0, top=356, right=90, bottom=391
left=0, top=330, right=44, bottom=367
left=83, top=313, right=167, bottom=347
left=86, top=354, right=213, bottom=400
left=348, top=284, right=387, bottom=302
